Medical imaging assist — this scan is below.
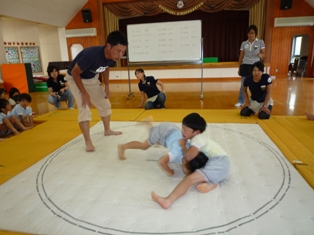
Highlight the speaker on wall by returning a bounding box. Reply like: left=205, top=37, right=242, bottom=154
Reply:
left=82, top=9, right=93, bottom=23
left=280, top=0, right=293, bottom=10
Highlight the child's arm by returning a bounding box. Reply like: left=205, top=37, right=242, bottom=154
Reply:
left=179, top=139, right=199, bottom=161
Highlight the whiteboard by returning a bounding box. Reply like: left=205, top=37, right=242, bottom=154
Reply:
left=127, top=20, right=202, bottom=63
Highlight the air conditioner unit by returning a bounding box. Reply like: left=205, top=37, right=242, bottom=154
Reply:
left=65, top=28, right=97, bottom=38
left=274, top=16, right=314, bottom=27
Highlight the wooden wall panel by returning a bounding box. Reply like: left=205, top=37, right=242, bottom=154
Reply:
left=65, top=0, right=103, bottom=60
left=270, top=0, right=314, bottom=77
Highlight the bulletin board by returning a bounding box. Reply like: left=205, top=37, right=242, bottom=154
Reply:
left=127, top=20, right=202, bottom=63
left=20, top=46, right=42, bottom=72
left=5, top=47, right=20, bottom=64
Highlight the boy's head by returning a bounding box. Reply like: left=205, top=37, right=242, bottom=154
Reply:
left=0, top=98, right=11, bottom=113
left=9, top=87, right=20, bottom=99
left=189, top=151, right=209, bottom=172
left=135, top=68, right=145, bottom=80
left=105, top=30, right=127, bottom=62
left=181, top=113, right=207, bottom=139
left=0, top=88, right=7, bottom=99
left=18, top=93, right=32, bottom=109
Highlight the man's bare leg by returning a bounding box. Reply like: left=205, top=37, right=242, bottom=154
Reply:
left=102, top=115, right=122, bottom=135
left=196, top=183, right=217, bottom=193
left=151, top=171, right=205, bottom=209
left=79, top=121, right=95, bottom=152
left=118, top=140, right=150, bottom=160
left=157, top=154, right=174, bottom=176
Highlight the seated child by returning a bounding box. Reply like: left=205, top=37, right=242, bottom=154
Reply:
left=0, top=88, right=6, bottom=99
left=0, top=98, right=30, bottom=136
left=8, top=87, right=20, bottom=108
left=11, top=93, right=33, bottom=128
left=118, top=118, right=189, bottom=176
left=152, top=113, right=230, bottom=209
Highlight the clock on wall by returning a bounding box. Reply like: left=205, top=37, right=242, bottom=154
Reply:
left=177, top=0, right=184, bottom=9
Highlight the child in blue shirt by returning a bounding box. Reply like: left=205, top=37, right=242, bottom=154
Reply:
left=118, top=117, right=189, bottom=176
left=0, top=98, right=30, bottom=136
left=152, top=113, right=230, bottom=209
left=11, top=93, right=33, bottom=128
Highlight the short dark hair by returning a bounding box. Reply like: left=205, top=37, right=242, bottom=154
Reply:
left=106, top=30, right=128, bottom=47
left=247, top=24, right=258, bottom=36
left=189, top=151, right=209, bottom=172
left=0, top=98, right=9, bottom=109
left=135, top=68, right=144, bottom=75
left=253, top=61, right=264, bottom=72
left=47, top=65, right=59, bottom=76
left=19, top=93, right=32, bottom=103
left=182, top=113, right=207, bottom=133
left=9, top=87, right=20, bottom=99
left=13, top=94, right=20, bottom=103
left=0, top=88, right=6, bottom=96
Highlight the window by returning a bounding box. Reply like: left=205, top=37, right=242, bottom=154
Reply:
left=291, top=35, right=302, bottom=62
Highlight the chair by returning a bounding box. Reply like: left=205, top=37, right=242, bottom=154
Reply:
left=296, top=59, right=307, bottom=77
left=288, top=58, right=299, bottom=76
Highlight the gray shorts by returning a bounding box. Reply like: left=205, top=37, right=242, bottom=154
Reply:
left=196, top=155, right=230, bottom=184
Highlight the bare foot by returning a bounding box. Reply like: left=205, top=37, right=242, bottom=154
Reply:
left=157, top=161, right=174, bottom=176
left=13, top=130, right=20, bottom=135
left=118, top=144, right=126, bottom=160
left=305, top=112, right=314, bottom=120
left=196, top=183, right=217, bottom=193
left=105, top=130, right=122, bottom=136
left=85, top=141, right=95, bottom=152
left=151, top=191, right=171, bottom=209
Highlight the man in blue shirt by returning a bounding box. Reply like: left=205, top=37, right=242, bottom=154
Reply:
left=66, top=30, right=127, bottom=152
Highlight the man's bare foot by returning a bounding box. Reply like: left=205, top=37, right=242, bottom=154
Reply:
left=305, top=112, right=314, bottom=120
left=157, top=161, right=174, bottom=176
left=118, top=144, right=126, bottom=160
left=105, top=130, right=122, bottom=136
left=85, top=141, right=95, bottom=152
left=151, top=191, right=171, bottom=209
left=196, top=183, right=217, bottom=193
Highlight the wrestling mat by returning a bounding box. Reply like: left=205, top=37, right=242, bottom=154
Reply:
left=0, top=121, right=313, bottom=235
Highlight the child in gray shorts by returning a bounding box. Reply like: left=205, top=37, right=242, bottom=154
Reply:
left=118, top=120, right=188, bottom=176
left=152, top=113, right=230, bottom=209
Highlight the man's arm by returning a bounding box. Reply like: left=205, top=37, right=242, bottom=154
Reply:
left=102, top=68, right=110, bottom=98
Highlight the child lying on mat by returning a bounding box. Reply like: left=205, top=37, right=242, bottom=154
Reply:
left=0, top=98, right=30, bottom=136
left=152, top=113, right=230, bottom=209
left=118, top=117, right=191, bottom=176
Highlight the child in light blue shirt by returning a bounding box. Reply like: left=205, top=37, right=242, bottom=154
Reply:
left=11, top=93, right=33, bottom=128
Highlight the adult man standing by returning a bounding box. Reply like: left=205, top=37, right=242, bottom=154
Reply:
left=66, top=30, right=127, bottom=152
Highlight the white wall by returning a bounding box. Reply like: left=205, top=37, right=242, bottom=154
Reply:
left=0, top=18, right=68, bottom=77
left=0, top=20, right=6, bottom=83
